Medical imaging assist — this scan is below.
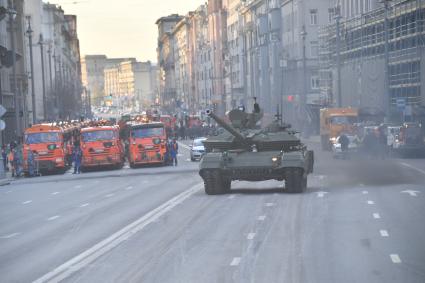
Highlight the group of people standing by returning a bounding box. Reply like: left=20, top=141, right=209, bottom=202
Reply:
left=2, top=142, right=24, bottom=177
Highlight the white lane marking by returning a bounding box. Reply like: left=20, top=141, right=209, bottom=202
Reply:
left=22, top=200, right=33, bottom=205
left=143, top=180, right=149, bottom=184
left=247, top=233, right=256, bottom=240
left=227, top=195, right=235, bottom=199
left=230, top=257, right=241, bottom=266
left=367, top=200, right=375, bottom=205
left=51, top=192, right=60, bottom=195
left=258, top=215, right=266, bottom=221
left=362, top=191, right=369, bottom=194
left=400, top=162, right=425, bottom=175
left=316, top=191, right=328, bottom=198
left=33, top=183, right=202, bottom=283
left=105, top=194, right=115, bottom=198
left=47, top=215, right=60, bottom=221
left=380, top=230, right=389, bottom=237
left=74, top=185, right=82, bottom=189
left=390, top=254, right=402, bottom=263
left=125, top=186, right=133, bottom=191
left=0, top=232, right=20, bottom=239
left=401, top=190, right=420, bottom=197
left=94, top=181, right=100, bottom=184
left=5, top=191, right=12, bottom=194
left=318, top=175, right=325, bottom=180
left=80, top=203, right=90, bottom=208
left=265, top=203, right=275, bottom=207
left=186, top=158, right=191, bottom=162
left=373, top=213, right=381, bottom=219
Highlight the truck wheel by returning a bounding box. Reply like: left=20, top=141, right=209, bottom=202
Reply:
left=204, top=170, right=227, bottom=195
left=285, top=168, right=304, bottom=193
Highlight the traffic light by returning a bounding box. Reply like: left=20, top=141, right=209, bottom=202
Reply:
left=287, top=95, right=294, bottom=102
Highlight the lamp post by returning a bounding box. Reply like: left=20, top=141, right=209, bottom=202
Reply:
left=7, top=3, right=20, bottom=137
left=300, top=25, right=307, bottom=108
left=335, top=4, right=342, bottom=107
left=38, top=34, right=47, bottom=120
left=382, top=0, right=392, bottom=120
left=26, top=17, right=37, bottom=123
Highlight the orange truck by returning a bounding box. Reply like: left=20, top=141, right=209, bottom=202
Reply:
left=320, top=108, right=358, bottom=150
left=127, top=122, right=168, bottom=167
left=23, top=123, right=78, bottom=174
left=80, top=125, right=125, bottom=170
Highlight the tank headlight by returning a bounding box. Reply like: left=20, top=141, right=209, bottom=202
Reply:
left=272, top=157, right=278, bottom=162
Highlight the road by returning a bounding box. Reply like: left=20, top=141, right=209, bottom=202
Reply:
left=0, top=140, right=424, bottom=283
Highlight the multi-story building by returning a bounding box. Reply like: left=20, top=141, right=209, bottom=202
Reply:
left=226, top=0, right=245, bottom=110
left=81, top=55, right=135, bottom=107
left=320, top=0, right=425, bottom=122
left=1, top=0, right=33, bottom=142
left=156, top=14, right=183, bottom=113
left=208, top=0, right=227, bottom=116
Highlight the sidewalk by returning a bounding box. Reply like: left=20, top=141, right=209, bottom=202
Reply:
left=0, top=171, right=13, bottom=186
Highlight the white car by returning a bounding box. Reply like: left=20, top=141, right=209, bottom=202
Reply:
left=190, top=138, right=207, bottom=161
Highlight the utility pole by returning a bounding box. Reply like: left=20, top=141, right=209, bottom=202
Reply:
left=300, top=25, right=307, bottom=108
left=383, top=0, right=391, bottom=120
left=47, top=44, right=53, bottom=105
left=8, top=2, right=20, bottom=138
left=335, top=5, right=342, bottom=107
left=39, top=34, right=47, bottom=120
left=26, top=17, right=37, bottom=124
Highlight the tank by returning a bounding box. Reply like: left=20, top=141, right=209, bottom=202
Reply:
left=199, top=102, right=314, bottom=195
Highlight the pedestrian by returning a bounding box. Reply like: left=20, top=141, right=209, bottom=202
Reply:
left=72, top=143, right=83, bottom=174
left=8, top=148, right=15, bottom=177
left=1, top=145, right=7, bottom=171
left=170, top=139, right=179, bottom=166
left=27, top=149, right=35, bottom=177
left=14, top=142, right=23, bottom=177
left=338, top=133, right=350, bottom=159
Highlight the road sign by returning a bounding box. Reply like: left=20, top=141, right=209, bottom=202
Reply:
left=0, top=104, right=6, bottom=130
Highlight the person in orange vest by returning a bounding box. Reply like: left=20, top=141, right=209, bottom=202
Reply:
left=7, top=149, right=15, bottom=177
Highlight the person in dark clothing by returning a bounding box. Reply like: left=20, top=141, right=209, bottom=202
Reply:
left=72, top=144, right=83, bottom=174
left=338, top=134, right=350, bottom=152
left=170, top=139, right=179, bottom=166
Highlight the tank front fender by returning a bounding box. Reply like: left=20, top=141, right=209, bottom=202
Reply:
left=199, top=153, right=223, bottom=171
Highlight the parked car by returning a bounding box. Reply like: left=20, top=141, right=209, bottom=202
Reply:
left=190, top=137, right=207, bottom=161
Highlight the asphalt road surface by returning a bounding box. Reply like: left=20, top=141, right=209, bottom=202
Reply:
left=0, top=140, right=424, bottom=283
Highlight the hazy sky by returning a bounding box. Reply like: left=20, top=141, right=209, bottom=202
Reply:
left=50, top=0, right=205, bottom=62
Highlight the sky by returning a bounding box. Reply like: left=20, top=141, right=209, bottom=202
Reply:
left=49, top=0, right=205, bottom=62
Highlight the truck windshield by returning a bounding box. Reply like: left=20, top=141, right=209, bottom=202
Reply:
left=82, top=130, right=116, bottom=142
left=131, top=127, right=164, bottom=138
left=25, top=132, right=61, bottom=144
left=330, top=116, right=357, bottom=125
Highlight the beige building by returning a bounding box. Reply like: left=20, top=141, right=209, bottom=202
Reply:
left=104, top=60, right=158, bottom=111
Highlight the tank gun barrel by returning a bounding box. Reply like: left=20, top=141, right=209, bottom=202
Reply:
left=206, top=109, right=247, bottom=143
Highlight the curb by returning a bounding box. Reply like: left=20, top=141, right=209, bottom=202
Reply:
left=0, top=178, right=11, bottom=186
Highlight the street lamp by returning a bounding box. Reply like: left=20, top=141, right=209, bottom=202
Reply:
left=381, top=0, right=392, bottom=120
left=38, top=34, right=47, bottom=120
left=334, top=3, right=342, bottom=108
left=26, top=16, right=37, bottom=123
left=300, top=25, right=307, bottom=108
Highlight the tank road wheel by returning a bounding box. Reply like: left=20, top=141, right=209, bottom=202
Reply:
left=285, top=168, right=304, bottom=194
left=222, top=178, right=231, bottom=193
left=204, top=170, right=228, bottom=195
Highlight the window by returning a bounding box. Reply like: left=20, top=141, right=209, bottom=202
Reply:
left=328, top=8, right=335, bottom=23
left=310, top=10, right=318, bottom=25
left=310, top=41, right=319, bottom=57
left=311, top=76, right=320, bottom=89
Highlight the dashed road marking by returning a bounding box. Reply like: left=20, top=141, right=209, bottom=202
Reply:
left=367, top=200, right=375, bottom=205
left=362, top=191, right=368, bottom=194
left=51, top=192, right=60, bottom=195
left=401, top=190, right=420, bottom=197
left=0, top=232, right=20, bottom=239
left=5, top=191, right=12, bottom=194
left=227, top=195, right=235, bottom=199
left=186, top=158, right=191, bottom=162
left=105, top=194, right=115, bottom=198
left=316, top=191, right=328, bottom=198
left=125, top=186, right=133, bottom=191
left=22, top=200, right=33, bottom=205
left=265, top=203, right=275, bottom=207
left=74, top=185, right=82, bottom=189
left=258, top=215, right=266, bottom=221
left=47, top=215, right=60, bottom=221
left=230, top=257, right=241, bottom=266
left=380, top=230, right=389, bottom=237
left=247, top=233, right=256, bottom=240
left=80, top=203, right=90, bottom=208
left=373, top=213, right=381, bottom=219
left=390, top=254, right=402, bottom=263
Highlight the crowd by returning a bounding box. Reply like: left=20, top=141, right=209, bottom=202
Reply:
left=2, top=141, right=25, bottom=178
